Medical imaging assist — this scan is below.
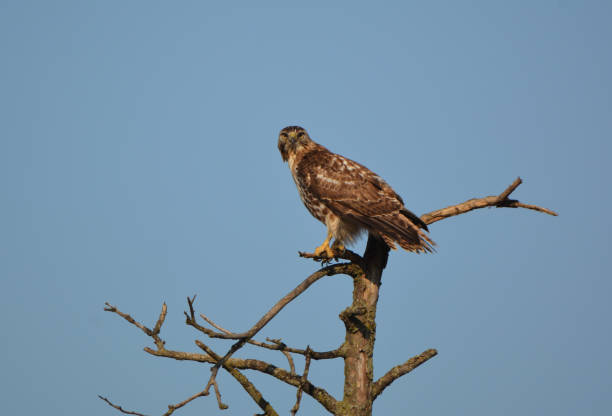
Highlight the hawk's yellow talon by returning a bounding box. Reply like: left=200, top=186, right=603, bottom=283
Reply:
left=313, top=245, right=336, bottom=258
left=314, top=230, right=336, bottom=258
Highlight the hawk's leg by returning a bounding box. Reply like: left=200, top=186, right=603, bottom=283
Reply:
left=331, top=240, right=345, bottom=254
left=313, top=230, right=336, bottom=258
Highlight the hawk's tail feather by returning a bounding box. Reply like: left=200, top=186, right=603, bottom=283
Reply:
left=400, top=208, right=429, bottom=231
left=364, top=213, right=435, bottom=254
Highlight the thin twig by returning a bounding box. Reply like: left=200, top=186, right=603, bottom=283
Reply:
left=268, top=338, right=296, bottom=374
left=291, top=346, right=312, bottom=416
left=256, top=338, right=342, bottom=360
left=511, top=201, right=558, bottom=216
left=98, top=396, right=149, bottom=416
left=211, top=379, right=228, bottom=410
left=199, top=312, right=232, bottom=334
left=104, top=303, right=153, bottom=337
left=497, top=177, right=522, bottom=201
left=162, top=389, right=209, bottom=416
left=152, top=303, right=167, bottom=335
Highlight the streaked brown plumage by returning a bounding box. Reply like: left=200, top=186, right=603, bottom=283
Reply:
left=278, top=126, right=434, bottom=257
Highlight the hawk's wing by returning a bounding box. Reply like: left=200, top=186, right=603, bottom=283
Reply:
left=296, top=149, right=434, bottom=252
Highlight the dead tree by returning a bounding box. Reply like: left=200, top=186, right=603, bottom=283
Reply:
left=100, top=177, right=556, bottom=416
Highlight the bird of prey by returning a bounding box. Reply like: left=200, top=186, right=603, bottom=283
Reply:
left=278, top=126, right=434, bottom=257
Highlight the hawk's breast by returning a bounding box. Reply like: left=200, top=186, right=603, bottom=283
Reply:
left=291, top=166, right=330, bottom=224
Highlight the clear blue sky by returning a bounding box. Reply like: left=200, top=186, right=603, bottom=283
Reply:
left=1, top=1, right=610, bottom=415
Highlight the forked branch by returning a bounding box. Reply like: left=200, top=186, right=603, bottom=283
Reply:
left=147, top=343, right=339, bottom=413
left=103, top=301, right=339, bottom=415
left=421, top=177, right=557, bottom=225
left=185, top=262, right=359, bottom=399
left=189, top=262, right=360, bottom=340
left=99, top=384, right=210, bottom=416
left=195, top=307, right=343, bottom=360
left=101, top=302, right=280, bottom=415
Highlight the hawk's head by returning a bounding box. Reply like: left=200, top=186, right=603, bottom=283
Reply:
left=278, top=126, right=313, bottom=162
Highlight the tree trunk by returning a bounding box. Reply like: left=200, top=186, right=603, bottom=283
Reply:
left=338, top=234, right=389, bottom=416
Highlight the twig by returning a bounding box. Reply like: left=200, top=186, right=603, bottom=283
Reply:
left=371, top=348, right=438, bottom=400
left=98, top=396, right=149, bottom=416
left=196, top=340, right=279, bottom=416
left=497, top=177, right=522, bottom=201
left=199, top=311, right=232, bottom=334
left=268, top=338, right=296, bottom=374
left=152, top=303, right=167, bottom=336
left=104, top=303, right=153, bottom=337
left=104, top=302, right=166, bottom=350
left=421, top=177, right=557, bottom=225
left=291, top=347, right=312, bottom=415
left=211, top=379, right=228, bottom=410
left=264, top=337, right=343, bottom=359
left=162, top=389, right=209, bottom=416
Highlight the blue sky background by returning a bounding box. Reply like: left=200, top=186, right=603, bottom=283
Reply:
left=1, top=1, right=611, bottom=415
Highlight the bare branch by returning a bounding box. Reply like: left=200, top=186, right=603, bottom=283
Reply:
left=203, top=338, right=247, bottom=396
left=152, top=303, right=167, bottom=336
left=211, top=379, right=228, bottom=410
left=507, top=201, right=558, bottom=216
left=196, top=340, right=279, bottom=415
left=162, top=389, right=209, bottom=416
left=104, top=302, right=166, bottom=350
left=195, top=263, right=360, bottom=340
left=98, top=396, right=149, bottom=416
left=103, top=299, right=334, bottom=413
left=104, top=302, right=154, bottom=338
left=267, top=338, right=296, bottom=374
left=146, top=344, right=339, bottom=414
left=291, top=347, right=312, bottom=416
left=421, top=177, right=557, bottom=225
left=196, top=311, right=343, bottom=360
left=371, top=349, right=438, bottom=400
left=264, top=337, right=342, bottom=360
left=99, top=388, right=211, bottom=416
left=199, top=311, right=232, bottom=334
left=184, top=263, right=360, bottom=397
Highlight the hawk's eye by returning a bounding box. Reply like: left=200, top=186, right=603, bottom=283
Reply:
left=280, top=133, right=288, bottom=139
left=297, top=132, right=305, bottom=138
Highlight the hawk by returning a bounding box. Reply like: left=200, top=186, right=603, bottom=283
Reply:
left=278, top=126, right=434, bottom=257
